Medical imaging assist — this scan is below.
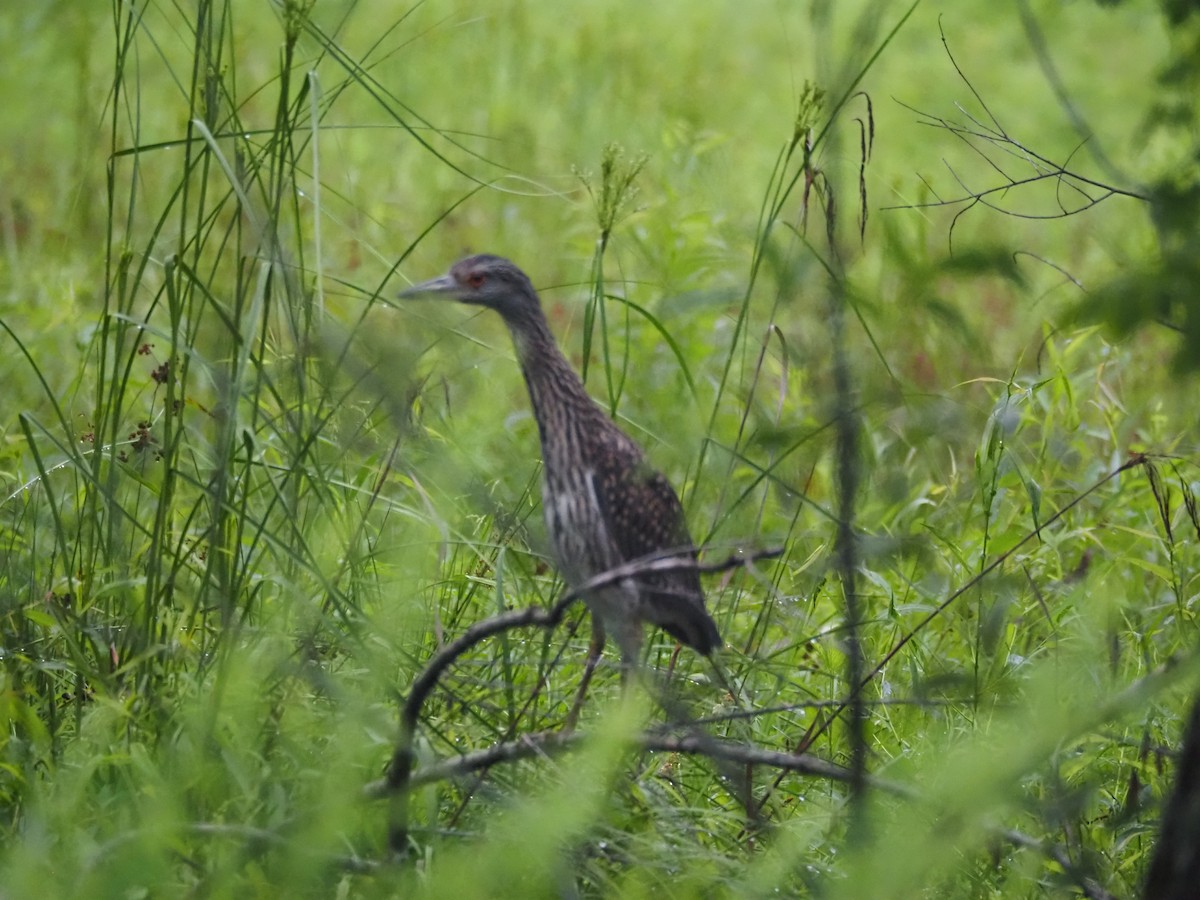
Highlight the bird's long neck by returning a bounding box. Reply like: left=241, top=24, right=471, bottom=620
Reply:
left=499, top=305, right=610, bottom=470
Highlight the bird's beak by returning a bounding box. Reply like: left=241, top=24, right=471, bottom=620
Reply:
left=397, top=274, right=459, bottom=300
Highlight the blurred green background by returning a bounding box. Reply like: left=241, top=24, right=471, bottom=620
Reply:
left=1, top=1, right=1197, bottom=896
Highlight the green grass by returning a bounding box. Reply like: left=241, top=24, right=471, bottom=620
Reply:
left=1, top=0, right=1198, bottom=896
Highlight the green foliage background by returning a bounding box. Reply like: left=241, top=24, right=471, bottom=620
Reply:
left=1, top=0, right=1198, bottom=896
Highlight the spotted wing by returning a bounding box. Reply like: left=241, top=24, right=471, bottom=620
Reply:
left=589, top=442, right=721, bottom=654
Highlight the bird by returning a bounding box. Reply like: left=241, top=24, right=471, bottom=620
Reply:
left=399, top=254, right=722, bottom=675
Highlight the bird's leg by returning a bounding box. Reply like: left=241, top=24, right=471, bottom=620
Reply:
left=705, top=656, right=766, bottom=831
left=611, top=614, right=645, bottom=691
left=645, top=664, right=764, bottom=832
left=664, top=642, right=682, bottom=682
left=563, top=616, right=605, bottom=732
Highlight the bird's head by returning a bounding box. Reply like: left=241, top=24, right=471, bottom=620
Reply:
left=398, top=254, right=540, bottom=318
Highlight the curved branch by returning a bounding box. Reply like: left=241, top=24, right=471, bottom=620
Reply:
left=385, top=545, right=784, bottom=853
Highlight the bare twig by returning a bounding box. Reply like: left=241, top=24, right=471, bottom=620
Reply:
left=884, top=20, right=1148, bottom=254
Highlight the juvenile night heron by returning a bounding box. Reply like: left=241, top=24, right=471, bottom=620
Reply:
left=400, top=254, right=721, bottom=671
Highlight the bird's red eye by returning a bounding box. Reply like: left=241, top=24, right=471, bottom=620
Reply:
left=467, top=273, right=485, bottom=289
